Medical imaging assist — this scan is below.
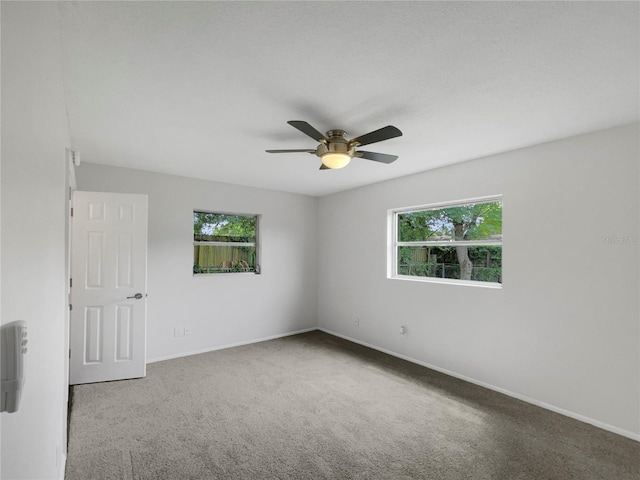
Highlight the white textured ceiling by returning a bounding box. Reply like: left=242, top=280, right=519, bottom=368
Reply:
left=58, top=1, right=639, bottom=197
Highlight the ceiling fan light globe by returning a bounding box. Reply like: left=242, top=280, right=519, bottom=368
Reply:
left=322, top=153, right=351, bottom=169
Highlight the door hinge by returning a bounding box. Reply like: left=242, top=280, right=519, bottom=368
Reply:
left=70, top=207, right=74, bottom=217
left=69, top=349, right=71, bottom=359
left=70, top=278, right=72, bottom=288
left=69, top=304, right=72, bottom=311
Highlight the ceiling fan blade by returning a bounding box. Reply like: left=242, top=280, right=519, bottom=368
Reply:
left=350, top=125, right=402, bottom=147
left=287, top=121, right=327, bottom=142
left=319, top=164, right=330, bottom=170
left=265, top=149, right=316, bottom=153
left=356, top=150, right=398, bottom=164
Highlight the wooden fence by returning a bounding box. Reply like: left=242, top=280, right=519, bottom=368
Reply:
left=194, top=245, right=253, bottom=269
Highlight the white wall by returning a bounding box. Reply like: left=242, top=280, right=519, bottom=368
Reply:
left=318, top=123, right=640, bottom=439
left=76, top=164, right=318, bottom=361
left=1, top=3, right=71, bottom=479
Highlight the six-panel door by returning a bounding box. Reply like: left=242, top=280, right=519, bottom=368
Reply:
left=70, top=191, right=148, bottom=385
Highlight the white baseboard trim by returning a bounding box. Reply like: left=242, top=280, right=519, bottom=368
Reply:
left=146, top=327, right=317, bottom=364
left=318, top=327, right=640, bottom=443
left=57, top=452, right=66, bottom=480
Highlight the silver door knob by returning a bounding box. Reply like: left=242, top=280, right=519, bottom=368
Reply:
left=127, top=293, right=144, bottom=300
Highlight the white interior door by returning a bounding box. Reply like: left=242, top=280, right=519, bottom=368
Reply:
left=70, top=191, right=148, bottom=385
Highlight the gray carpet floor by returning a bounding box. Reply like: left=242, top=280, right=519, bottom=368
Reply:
left=65, top=331, right=639, bottom=479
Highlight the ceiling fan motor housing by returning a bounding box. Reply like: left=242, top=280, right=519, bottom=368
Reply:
left=316, top=130, right=355, bottom=158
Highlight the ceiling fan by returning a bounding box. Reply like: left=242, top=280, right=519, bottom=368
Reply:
left=266, top=120, right=402, bottom=170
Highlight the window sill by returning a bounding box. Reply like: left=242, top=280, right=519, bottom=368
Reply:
left=193, top=272, right=259, bottom=277
left=388, top=274, right=502, bottom=289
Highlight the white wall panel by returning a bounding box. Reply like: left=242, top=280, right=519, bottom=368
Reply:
left=76, top=164, right=318, bottom=361
left=318, top=123, right=640, bottom=438
left=1, top=3, right=71, bottom=478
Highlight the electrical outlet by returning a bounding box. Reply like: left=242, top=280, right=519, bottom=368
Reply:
left=174, top=327, right=184, bottom=337
left=400, top=325, right=407, bottom=336
left=354, top=318, right=360, bottom=326
left=184, top=327, right=191, bottom=336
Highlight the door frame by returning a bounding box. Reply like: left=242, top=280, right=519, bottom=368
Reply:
left=63, top=148, right=77, bottom=461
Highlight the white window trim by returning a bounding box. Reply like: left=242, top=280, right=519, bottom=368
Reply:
left=388, top=195, right=503, bottom=288
left=193, top=210, right=261, bottom=276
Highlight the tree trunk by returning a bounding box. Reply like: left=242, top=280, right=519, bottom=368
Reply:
left=454, top=223, right=473, bottom=280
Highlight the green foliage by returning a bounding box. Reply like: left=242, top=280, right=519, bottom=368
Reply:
left=464, top=202, right=502, bottom=241
left=398, top=201, right=502, bottom=242
left=397, top=211, right=440, bottom=242
left=194, top=212, right=256, bottom=239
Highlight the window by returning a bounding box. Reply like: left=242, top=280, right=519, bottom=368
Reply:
left=193, top=211, right=260, bottom=274
left=390, top=196, right=502, bottom=286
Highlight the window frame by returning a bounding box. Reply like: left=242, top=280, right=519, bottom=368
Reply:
left=193, top=209, right=261, bottom=276
left=388, top=195, right=503, bottom=288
